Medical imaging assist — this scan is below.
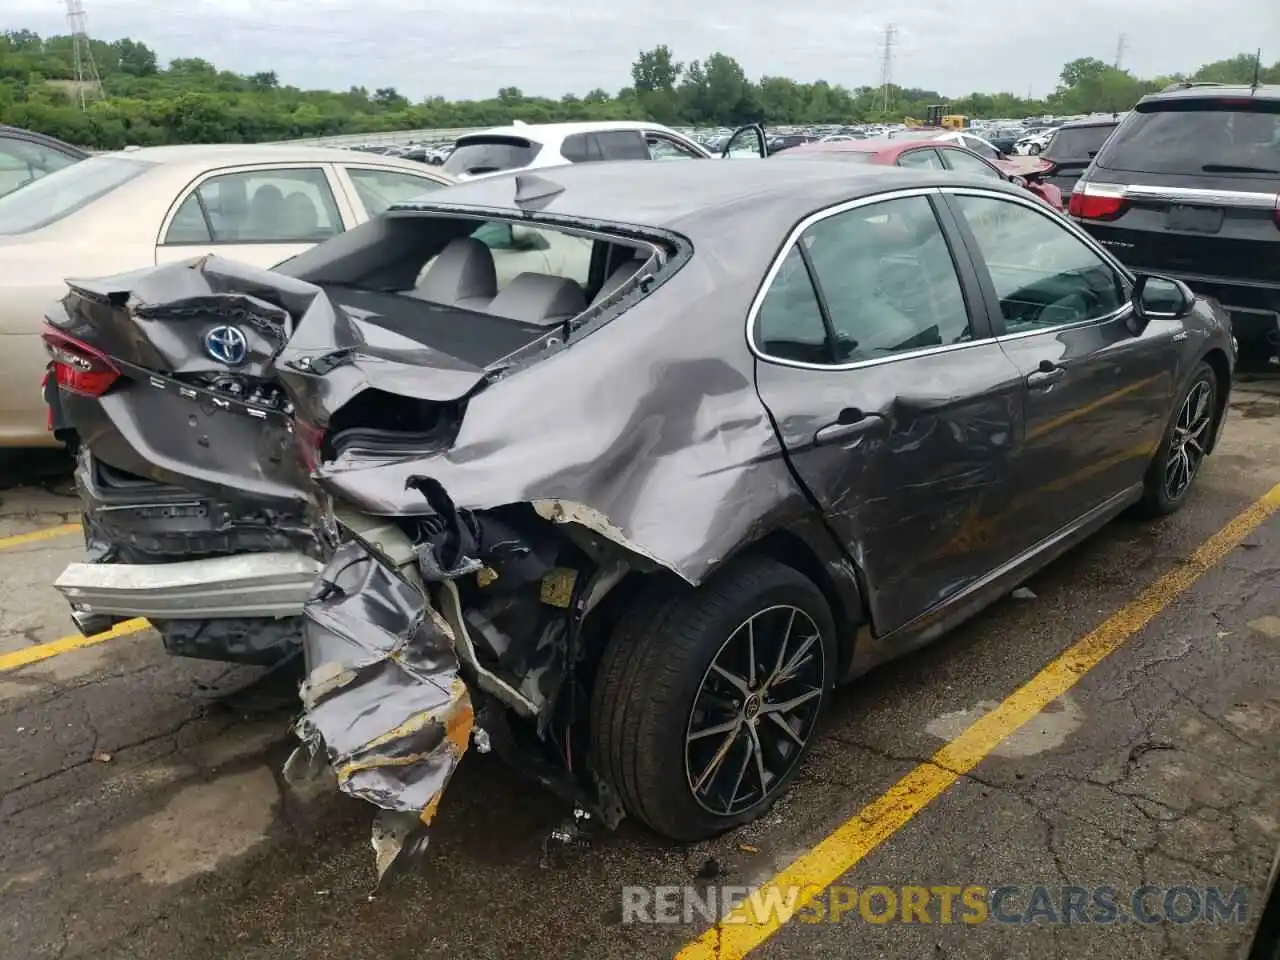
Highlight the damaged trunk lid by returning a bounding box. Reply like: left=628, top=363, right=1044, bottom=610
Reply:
left=47, top=255, right=558, bottom=504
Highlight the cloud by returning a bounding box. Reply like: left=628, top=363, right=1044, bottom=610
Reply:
left=7, top=0, right=1278, bottom=101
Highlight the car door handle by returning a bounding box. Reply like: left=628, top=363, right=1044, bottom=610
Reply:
left=1026, top=359, right=1065, bottom=389
left=814, top=408, right=885, bottom=446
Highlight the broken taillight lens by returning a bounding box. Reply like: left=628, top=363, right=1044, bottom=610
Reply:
left=41, top=326, right=120, bottom=397
left=294, top=419, right=326, bottom=472
left=1068, top=183, right=1128, bottom=221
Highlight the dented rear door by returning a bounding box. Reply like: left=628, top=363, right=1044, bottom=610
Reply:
left=751, top=190, right=1026, bottom=635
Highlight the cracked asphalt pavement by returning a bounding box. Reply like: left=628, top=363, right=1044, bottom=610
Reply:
left=1, top=377, right=1279, bottom=960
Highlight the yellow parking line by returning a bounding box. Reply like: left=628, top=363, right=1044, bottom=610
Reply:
left=0, top=523, right=81, bottom=551
left=676, top=480, right=1280, bottom=960
left=0, top=618, right=150, bottom=672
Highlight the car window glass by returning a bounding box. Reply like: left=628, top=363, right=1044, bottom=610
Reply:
left=954, top=194, right=1128, bottom=333
left=754, top=246, right=831, bottom=364
left=442, top=137, right=539, bottom=175
left=0, top=137, right=79, bottom=198
left=802, top=194, right=973, bottom=360
left=166, top=167, right=341, bottom=244
left=1046, top=124, right=1117, bottom=161
left=594, top=131, right=651, bottom=161
left=561, top=133, right=600, bottom=163
left=897, top=149, right=944, bottom=169
left=0, top=156, right=150, bottom=235
left=345, top=167, right=443, bottom=216
left=942, top=149, right=1001, bottom=178
left=1096, top=106, right=1277, bottom=176
left=645, top=134, right=703, bottom=160
left=165, top=193, right=211, bottom=242
left=963, top=135, right=998, bottom=158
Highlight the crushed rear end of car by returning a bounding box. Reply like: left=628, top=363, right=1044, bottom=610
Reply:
left=48, top=185, right=787, bottom=878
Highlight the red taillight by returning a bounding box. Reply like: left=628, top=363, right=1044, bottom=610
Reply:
left=294, top=419, right=325, bottom=472
left=41, top=326, right=120, bottom=397
left=1068, top=183, right=1128, bottom=221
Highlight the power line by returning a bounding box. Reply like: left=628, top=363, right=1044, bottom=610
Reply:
left=65, top=0, right=104, bottom=109
left=877, top=23, right=897, bottom=114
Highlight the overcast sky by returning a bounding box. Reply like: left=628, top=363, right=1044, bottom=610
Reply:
left=7, top=0, right=1279, bottom=101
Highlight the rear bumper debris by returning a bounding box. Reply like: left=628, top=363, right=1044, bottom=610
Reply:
left=54, top=551, right=324, bottom=621
left=283, top=537, right=473, bottom=884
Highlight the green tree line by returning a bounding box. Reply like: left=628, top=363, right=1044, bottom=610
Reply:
left=1, top=29, right=1277, bottom=149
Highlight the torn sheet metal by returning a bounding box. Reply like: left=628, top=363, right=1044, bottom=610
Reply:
left=284, top=538, right=473, bottom=883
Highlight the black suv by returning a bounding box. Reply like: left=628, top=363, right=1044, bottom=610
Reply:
left=1038, top=115, right=1120, bottom=200
left=1069, top=84, right=1280, bottom=366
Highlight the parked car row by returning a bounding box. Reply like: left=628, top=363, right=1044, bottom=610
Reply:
left=17, top=102, right=1241, bottom=881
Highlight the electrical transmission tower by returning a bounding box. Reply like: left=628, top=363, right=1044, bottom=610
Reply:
left=1114, top=33, right=1127, bottom=70
left=65, top=0, right=104, bottom=110
left=877, top=23, right=897, bottom=114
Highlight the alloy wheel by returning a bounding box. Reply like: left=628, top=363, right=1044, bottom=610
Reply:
left=1165, top=379, right=1213, bottom=501
left=684, top=604, right=826, bottom=816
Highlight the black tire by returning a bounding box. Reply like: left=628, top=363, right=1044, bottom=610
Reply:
left=590, top=556, right=837, bottom=841
left=1028, top=142, right=1042, bottom=155
left=1135, top=361, right=1217, bottom=518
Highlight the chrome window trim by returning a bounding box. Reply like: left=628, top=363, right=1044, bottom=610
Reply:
left=745, top=186, right=989, bottom=372
left=747, top=184, right=1139, bottom=371
left=993, top=301, right=1135, bottom=343
left=944, top=185, right=1138, bottom=340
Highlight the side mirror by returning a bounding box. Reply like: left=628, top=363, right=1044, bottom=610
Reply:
left=1130, top=274, right=1195, bottom=333
left=1010, top=175, right=1028, bottom=187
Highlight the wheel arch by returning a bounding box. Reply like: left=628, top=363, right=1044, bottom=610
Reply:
left=1200, top=347, right=1231, bottom=455
left=722, top=526, right=868, bottom=681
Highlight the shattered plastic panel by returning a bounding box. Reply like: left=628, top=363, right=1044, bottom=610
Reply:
left=285, top=538, right=472, bottom=883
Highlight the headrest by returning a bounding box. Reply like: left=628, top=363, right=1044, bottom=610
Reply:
left=416, top=236, right=498, bottom=304
left=487, top=272, right=587, bottom=326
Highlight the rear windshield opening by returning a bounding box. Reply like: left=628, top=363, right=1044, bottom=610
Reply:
left=286, top=212, right=670, bottom=369
left=441, top=136, right=542, bottom=176
left=0, top=155, right=152, bottom=235
left=1096, top=101, right=1280, bottom=176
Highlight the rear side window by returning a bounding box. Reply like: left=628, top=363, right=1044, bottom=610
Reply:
left=755, top=246, right=831, bottom=364
left=1096, top=101, right=1280, bottom=177
left=165, top=167, right=341, bottom=244
left=562, top=131, right=651, bottom=162
left=561, top=133, right=602, bottom=163
left=593, top=131, right=651, bottom=161
left=1045, top=124, right=1117, bottom=161
left=442, top=137, right=541, bottom=176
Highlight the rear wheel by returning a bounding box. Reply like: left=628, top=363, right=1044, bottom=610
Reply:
left=590, top=556, right=836, bottom=840
left=1135, top=361, right=1217, bottom=517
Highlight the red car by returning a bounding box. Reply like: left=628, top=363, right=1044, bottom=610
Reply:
left=778, top=138, right=1064, bottom=209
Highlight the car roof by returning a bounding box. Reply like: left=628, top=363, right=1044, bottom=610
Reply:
left=0, top=124, right=88, bottom=159
left=389, top=158, right=1022, bottom=240
left=457, top=121, right=688, bottom=145
left=92, top=143, right=446, bottom=173
left=1057, top=116, right=1122, bottom=129
left=1143, top=82, right=1280, bottom=104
